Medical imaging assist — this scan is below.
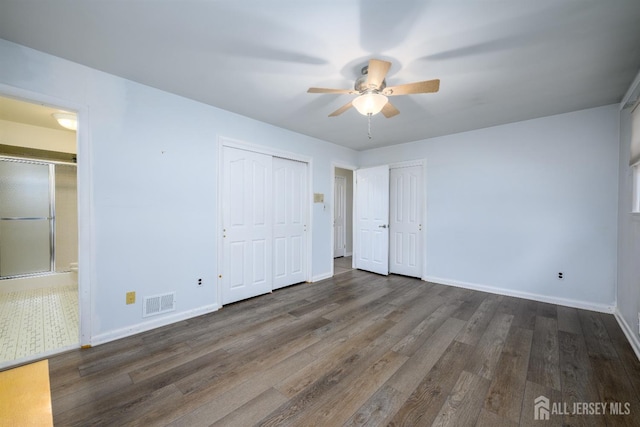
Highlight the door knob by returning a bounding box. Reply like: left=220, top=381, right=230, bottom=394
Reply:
left=378, top=224, right=388, bottom=228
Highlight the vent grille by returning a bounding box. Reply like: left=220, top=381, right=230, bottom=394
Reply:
left=143, top=292, right=175, bottom=317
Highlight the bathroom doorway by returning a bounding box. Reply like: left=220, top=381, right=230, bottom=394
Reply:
left=0, top=96, right=79, bottom=368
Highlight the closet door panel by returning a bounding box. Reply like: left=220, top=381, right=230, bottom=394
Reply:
left=389, top=165, right=422, bottom=278
left=222, top=147, right=273, bottom=304
left=273, top=157, right=307, bottom=289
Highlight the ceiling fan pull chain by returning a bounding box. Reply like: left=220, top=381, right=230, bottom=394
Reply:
left=368, top=113, right=372, bottom=139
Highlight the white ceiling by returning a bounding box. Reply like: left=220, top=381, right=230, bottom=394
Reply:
left=1, top=1, right=639, bottom=151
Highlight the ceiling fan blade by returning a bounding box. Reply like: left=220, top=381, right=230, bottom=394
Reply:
left=329, top=101, right=353, bottom=117
left=366, top=59, right=392, bottom=89
left=307, top=87, right=355, bottom=94
left=381, top=102, right=400, bottom=118
left=383, top=79, right=440, bottom=96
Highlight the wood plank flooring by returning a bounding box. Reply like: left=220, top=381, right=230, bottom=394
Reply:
left=333, top=256, right=354, bottom=276
left=43, top=270, right=640, bottom=426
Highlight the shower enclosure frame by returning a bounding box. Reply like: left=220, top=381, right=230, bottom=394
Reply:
left=0, top=156, right=76, bottom=279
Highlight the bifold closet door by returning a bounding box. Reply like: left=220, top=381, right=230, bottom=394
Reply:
left=272, top=157, right=307, bottom=290
left=222, top=147, right=273, bottom=305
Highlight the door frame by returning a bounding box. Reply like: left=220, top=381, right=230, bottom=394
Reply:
left=217, top=137, right=312, bottom=306
left=351, top=159, right=427, bottom=280
left=0, top=83, right=93, bottom=348
left=331, top=162, right=357, bottom=277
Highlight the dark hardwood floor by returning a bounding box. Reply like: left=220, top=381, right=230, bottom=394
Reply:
left=46, top=270, right=640, bottom=426
left=333, top=256, right=354, bottom=276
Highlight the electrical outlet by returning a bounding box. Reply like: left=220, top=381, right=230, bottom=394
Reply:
left=126, top=291, right=136, bottom=305
left=197, top=278, right=203, bottom=287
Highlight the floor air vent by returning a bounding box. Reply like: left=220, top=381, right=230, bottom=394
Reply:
left=143, top=292, right=175, bottom=317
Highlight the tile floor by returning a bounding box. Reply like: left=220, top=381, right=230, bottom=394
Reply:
left=0, top=285, right=78, bottom=364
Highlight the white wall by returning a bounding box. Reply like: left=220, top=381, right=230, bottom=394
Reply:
left=617, top=104, right=640, bottom=357
left=0, top=39, right=358, bottom=344
left=359, top=105, right=620, bottom=311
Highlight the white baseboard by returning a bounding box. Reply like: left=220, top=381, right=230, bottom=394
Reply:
left=91, top=304, right=219, bottom=347
left=423, top=276, right=615, bottom=314
left=312, top=272, right=333, bottom=282
left=614, top=309, right=640, bottom=361
left=345, top=251, right=353, bottom=257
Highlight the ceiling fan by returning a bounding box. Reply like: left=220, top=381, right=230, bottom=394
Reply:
left=307, top=59, right=440, bottom=118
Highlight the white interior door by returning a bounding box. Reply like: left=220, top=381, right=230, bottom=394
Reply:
left=389, top=165, right=423, bottom=278
left=273, top=157, right=307, bottom=290
left=355, top=165, right=389, bottom=275
left=222, top=147, right=273, bottom=304
left=334, top=175, right=346, bottom=258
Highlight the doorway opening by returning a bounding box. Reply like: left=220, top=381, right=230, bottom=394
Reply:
left=332, top=165, right=355, bottom=277
left=0, top=95, right=79, bottom=368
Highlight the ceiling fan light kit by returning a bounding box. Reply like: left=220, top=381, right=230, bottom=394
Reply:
left=307, top=58, right=440, bottom=138
left=352, top=92, right=388, bottom=116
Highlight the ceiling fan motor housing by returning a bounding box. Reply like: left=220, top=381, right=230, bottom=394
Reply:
left=354, top=65, right=386, bottom=93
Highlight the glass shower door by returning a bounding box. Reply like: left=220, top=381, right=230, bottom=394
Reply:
left=0, top=159, right=53, bottom=278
